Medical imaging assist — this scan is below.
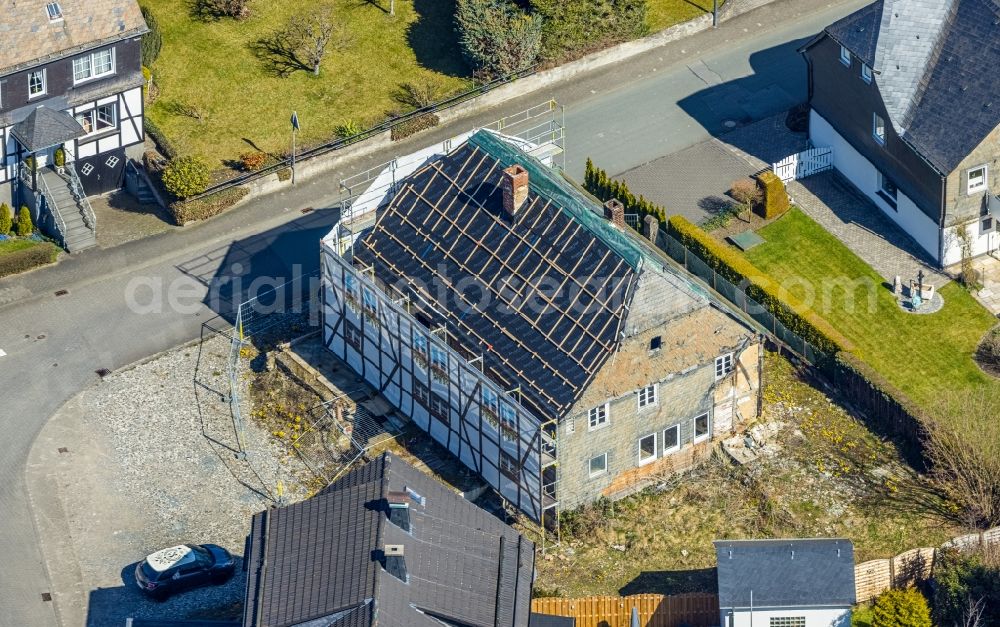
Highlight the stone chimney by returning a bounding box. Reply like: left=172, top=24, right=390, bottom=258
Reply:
left=501, top=164, right=529, bottom=218
left=644, top=214, right=659, bottom=243
left=604, top=198, right=625, bottom=229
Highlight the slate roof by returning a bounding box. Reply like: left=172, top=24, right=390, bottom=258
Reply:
left=11, top=105, right=85, bottom=152
left=353, top=130, right=641, bottom=420
left=823, top=0, right=1000, bottom=172
left=243, top=452, right=534, bottom=627
left=0, top=0, right=148, bottom=75
left=714, top=539, right=856, bottom=609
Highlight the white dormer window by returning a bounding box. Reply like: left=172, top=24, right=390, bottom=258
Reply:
left=873, top=113, right=886, bottom=145
left=839, top=45, right=851, bottom=66
left=46, top=2, right=62, bottom=21
left=967, top=165, right=988, bottom=195
left=861, top=63, right=872, bottom=83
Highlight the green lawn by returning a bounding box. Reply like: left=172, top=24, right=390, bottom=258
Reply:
left=146, top=0, right=471, bottom=169
left=0, top=238, right=39, bottom=254
left=648, top=0, right=723, bottom=31
left=744, top=208, right=999, bottom=406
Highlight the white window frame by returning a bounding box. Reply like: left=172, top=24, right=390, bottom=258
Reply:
left=75, top=103, right=117, bottom=136
left=877, top=170, right=898, bottom=210
left=861, top=63, right=872, bottom=83
left=967, top=164, right=988, bottom=195
left=588, top=404, right=609, bottom=431
left=873, top=113, right=886, bottom=145
left=662, top=424, right=680, bottom=454
left=28, top=70, right=46, bottom=98
left=769, top=618, right=806, bottom=627
left=588, top=452, right=608, bottom=477
left=839, top=45, right=851, bottom=66
left=637, top=384, right=657, bottom=409
left=638, top=433, right=657, bottom=465
left=72, top=48, right=115, bottom=85
left=46, top=2, right=63, bottom=21
left=693, top=413, right=710, bottom=443
left=715, top=353, right=734, bottom=380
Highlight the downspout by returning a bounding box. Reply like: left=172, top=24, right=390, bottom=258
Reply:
left=938, top=174, right=947, bottom=266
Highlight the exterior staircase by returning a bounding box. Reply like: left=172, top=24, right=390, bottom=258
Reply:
left=37, top=166, right=97, bottom=252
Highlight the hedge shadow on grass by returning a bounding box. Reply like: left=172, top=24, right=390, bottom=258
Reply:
left=408, top=0, right=469, bottom=77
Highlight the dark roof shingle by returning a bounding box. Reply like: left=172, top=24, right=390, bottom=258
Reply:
left=714, top=538, right=856, bottom=609
left=244, top=453, right=534, bottom=627
left=825, top=0, right=1000, bottom=172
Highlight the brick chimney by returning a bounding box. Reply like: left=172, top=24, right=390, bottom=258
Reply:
left=501, top=164, right=529, bottom=218
left=644, top=214, right=659, bottom=243
left=604, top=198, right=625, bottom=229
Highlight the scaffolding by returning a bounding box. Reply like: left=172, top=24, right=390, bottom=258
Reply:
left=325, top=101, right=572, bottom=548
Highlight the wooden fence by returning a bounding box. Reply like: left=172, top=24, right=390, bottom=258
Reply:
left=531, top=593, right=719, bottom=627
left=854, top=527, right=1000, bottom=603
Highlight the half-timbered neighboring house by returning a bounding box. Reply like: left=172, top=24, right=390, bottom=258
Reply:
left=321, top=129, right=761, bottom=525
left=0, top=0, right=148, bottom=251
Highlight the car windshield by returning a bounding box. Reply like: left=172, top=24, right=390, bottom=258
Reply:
left=188, top=544, right=214, bottom=568
left=140, top=561, right=163, bottom=581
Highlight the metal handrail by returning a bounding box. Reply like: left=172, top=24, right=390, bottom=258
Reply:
left=34, top=166, right=68, bottom=238
left=65, top=163, right=96, bottom=231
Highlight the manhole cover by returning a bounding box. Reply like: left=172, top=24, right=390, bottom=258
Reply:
left=58, top=447, right=69, bottom=454
left=41, top=593, right=51, bottom=602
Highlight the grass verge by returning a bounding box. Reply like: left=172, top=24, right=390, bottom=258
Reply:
left=0, top=238, right=60, bottom=278
left=145, top=0, right=470, bottom=170
left=744, top=208, right=999, bottom=407
left=648, top=0, right=723, bottom=31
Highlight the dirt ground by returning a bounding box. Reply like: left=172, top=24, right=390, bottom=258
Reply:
left=530, top=351, right=959, bottom=598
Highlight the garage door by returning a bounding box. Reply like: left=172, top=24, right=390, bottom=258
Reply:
left=76, top=148, right=126, bottom=196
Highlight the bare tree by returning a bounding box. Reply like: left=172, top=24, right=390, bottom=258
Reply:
left=923, top=390, right=1000, bottom=528
left=960, top=596, right=986, bottom=627
left=252, top=5, right=343, bottom=77
left=191, top=0, right=253, bottom=21
left=730, top=179, right=762, bottom=224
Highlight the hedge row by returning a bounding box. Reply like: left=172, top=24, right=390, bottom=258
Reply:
left=170, top=187, right=249, bottom=225
left=0, top=243, right=59, bottom=278
left=667, top=214, right=854, bottom=355
left=584, top=158, right=666, bottom=232
left=144, top=117, right=178, bottom=160
left=391, top=113, right=439, bottom=141
left=755, top=170, right=789, bottom=219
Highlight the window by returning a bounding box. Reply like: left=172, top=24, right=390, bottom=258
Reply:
left=481, top=388, right=499, bottom=429
left=499, top=451, right=519, bottom=480
left=649, top=336, right=662, bottom=351
left=638, top=384, right=657, bottom=409
left=565, top=417, right=575, bottom=434
left=46, top=2, right=62, bottom=20
left=982, top=204, right=995, bottom=233
left=967, top=165, right=988, bottom=195
left=28, top=70, right=45, bottom=98
left=499, top=404, right=518, bottom=442
left=693, top=413, right=710, bottom=442
left=429, top=345, right=448, bottom=384
left=877, top=171, right=898, bottom=209
left=344, top=320, right=362, bottom=351
left=861, top=63, right=872, bottom=83
left=429, top=393, right=448, bottom=424
left=769, top=618, right=806, bottom=627
left=413, top=381, right=430, bottom=410
left=588, top=404, right=609, bottom=431
left=75, top=104, right=117, bottom=135
left=588, top=453, right=607, bottom=477
left=72, top=49, right=114, bottom=84
left=839, top=45, right=851, bottom=66
left=663, top=424, right=680, bottom=454
left=715, top=353, right=734, bottom=380
left=873, top=113, right=886, bottom=144
left=638, top=433, right=656, bottom=465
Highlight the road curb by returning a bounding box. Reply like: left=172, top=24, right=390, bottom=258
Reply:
left=24, top=393, right=91, bottom=627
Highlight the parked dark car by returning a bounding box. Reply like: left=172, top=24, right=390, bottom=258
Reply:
left=134, top=544, right=235, bottom=599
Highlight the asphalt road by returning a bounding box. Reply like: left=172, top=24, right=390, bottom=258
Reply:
left=0, top=0, right=867, bottom=624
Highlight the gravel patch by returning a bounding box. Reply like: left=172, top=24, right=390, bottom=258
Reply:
left=55, top=330, right=311, bottom=626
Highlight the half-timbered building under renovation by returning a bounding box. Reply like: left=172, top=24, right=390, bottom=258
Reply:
left=321, top=129, right=761, bottom=525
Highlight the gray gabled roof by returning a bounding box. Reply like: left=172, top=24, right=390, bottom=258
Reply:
left=824, top=0, right=1000, bottom=173
left=714, top=538, right=856, bottom=609
left=10, top=106, right=85, bottom=152
left=243, top=452, right=535, bottom=627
